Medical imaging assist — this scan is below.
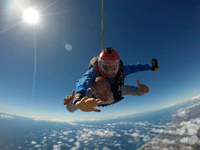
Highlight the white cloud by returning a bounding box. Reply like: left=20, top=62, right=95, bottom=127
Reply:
left=162, top=139, right=175, bottom=144
left=180, top=145, right=193, bottom=150
left=129, top=129, right=133, bottom=132
left=114, top=143, right=121, bottom=147
left=70, top=141, right=81, bottom=150
left=1, top=114, right=13, bottom=119
left=79, top=128, right=116, bottom=139
left=180, top=135, right=200, bottom=145
left=31, top=141, right=37, bottom=144
left=191, top=95, right=200, bottom=100
left=74, top=141, right=80, bottom=146
left=164, top=118, right=200, bottom=136
left=152, top=124, right=166, bottom=128
left=69, top=139, right=74, bottom=142
left=130, top=133, right=139, bottom=137
left=63, top=137, right=68, bottom=140
left=57, top=141, right=62, bottom=144
left=128, top=139, right=134, bottom=143
left=116, top=134, right=121, bottom=137
left=151, top=128, right=164, bottom=133
left=162, top=103, right=177, bottom=109
left=102, top=147, right=111, bottom=150
left=174, top=101, right=200, bottom=119
left=70, top=147, right=79, bottom=150
left=135, top=129, right=140, bottom=133
left=160, top=95, right=200, bottom=110
left=98, top=141, right=103, bottom=144
left=140, top=135, right=150, bottom=142
left=33, top=117, right=79, bottom=125
left=53, top=144, right=61, bottom=150
left=34, top=145, right=40, bottom=148
left=193, top=118, right=200, bottom=124
left=119, top=122, right=127, bottom=125
left=114, top=113, right=133, bottom=118
left=143, top=138, right=149, bottom=142
left=175, top=128, right=186, bottom=135
left=63, top=131, right=72, bottom=135
left=143, top=116, right=200, bottom=149
left=111, top=122, right=128, bottom=126
left=50, top=133, right=56, bottom=137
left=65, top=143, right=72, bottom=147
left=179, top=120, right=200, bottom=136
left=152, top=146, right=160, bottom=149
left=176, top=109, right=189, bottom=117
left=134, top=122, right=148, bottom=126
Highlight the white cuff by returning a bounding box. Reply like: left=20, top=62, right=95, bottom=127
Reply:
left=66, top=104, right=78, bottom=112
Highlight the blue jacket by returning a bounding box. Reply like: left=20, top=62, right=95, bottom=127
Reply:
left=75, top=63, right=152, bottom=96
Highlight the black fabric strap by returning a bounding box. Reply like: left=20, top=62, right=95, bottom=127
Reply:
left=73, top=98, right=81, bottom=105
left=73, top=93, right=85, bottom=105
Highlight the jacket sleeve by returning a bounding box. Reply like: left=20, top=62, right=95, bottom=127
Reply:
left=75, top=68, right=97, bottom=96
left=123, top=63, right=152, bottom=76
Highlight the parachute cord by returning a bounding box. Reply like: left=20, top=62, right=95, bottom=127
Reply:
left=101, top=0, right=104, bottom=51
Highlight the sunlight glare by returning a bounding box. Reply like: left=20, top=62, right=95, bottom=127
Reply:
left=65, top=44, right=73, bottom=51
left=24, top=8, right=39, bottom=24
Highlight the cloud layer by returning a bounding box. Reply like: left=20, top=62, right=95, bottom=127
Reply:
left=138, top=97, right=200, bottom=150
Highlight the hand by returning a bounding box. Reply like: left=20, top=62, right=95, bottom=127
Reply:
left=63, top=90, right=75, bottom=107
left=76, top=97, right=103, bottom=112
left=154, top=67, right=160, bottom=71
left=137, top=80, right=149, bottom=93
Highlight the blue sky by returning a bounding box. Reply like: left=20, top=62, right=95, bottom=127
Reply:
left=0, top=0, right=200, bottom=121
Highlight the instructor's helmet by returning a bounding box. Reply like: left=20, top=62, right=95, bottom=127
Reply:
left=98, top=48, right=120, bottom=78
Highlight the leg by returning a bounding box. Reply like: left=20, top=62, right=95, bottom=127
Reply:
left=121, top=85, right=146, bottom=96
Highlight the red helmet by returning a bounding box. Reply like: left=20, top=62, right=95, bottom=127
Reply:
left=98, top=48, right=120, bottom=78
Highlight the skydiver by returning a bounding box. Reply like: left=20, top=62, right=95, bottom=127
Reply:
left=63, top=48, right=159, bottom=113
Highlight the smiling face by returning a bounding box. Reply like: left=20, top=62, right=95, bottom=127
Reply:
left=92, top=77, right=111, bottom=102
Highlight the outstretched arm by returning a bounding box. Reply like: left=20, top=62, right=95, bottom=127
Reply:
left=123, top=63, right=152, bottom=76
left=123, top=60, right=160, bottom=76
left=75, top=97, right=103, bottom=112
left=64, top=91, right=103, bottom=113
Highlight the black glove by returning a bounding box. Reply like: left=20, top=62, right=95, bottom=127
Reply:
left=151, top=59, right=158, bottom=71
